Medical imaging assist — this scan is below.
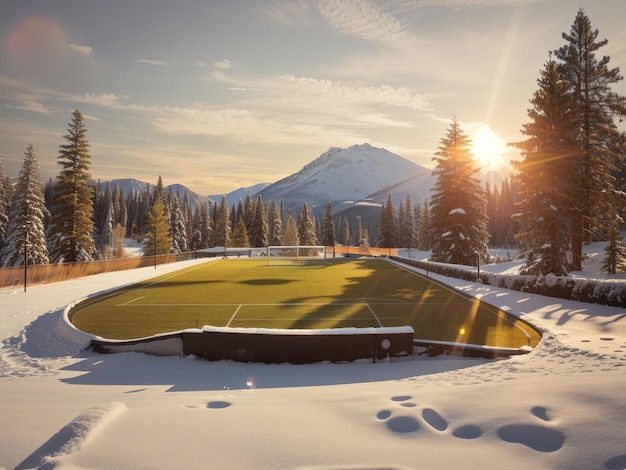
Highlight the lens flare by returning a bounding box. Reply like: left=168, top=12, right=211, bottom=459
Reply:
left=6, top=16, right=68, bottom=78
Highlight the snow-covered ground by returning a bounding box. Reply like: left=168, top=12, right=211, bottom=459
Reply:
left=1, top=248, right=625, bottom=470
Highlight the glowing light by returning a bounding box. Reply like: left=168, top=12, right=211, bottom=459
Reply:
left=470, top=125, right=508, bottom=170
left=459, top=328, right=466, bottom=335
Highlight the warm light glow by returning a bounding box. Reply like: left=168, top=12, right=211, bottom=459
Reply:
left=470, top=125, right=508, bottom=170
left=459, top=327, right=466, bottom=335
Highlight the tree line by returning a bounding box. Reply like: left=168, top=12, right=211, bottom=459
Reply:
left=1, top=9, right=625, bottom=276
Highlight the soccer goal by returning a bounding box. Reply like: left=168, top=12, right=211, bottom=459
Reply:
left=266, top=245, right=327, bottom=264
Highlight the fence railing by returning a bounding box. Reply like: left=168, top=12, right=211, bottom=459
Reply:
left=0, top=252, right=196, bottom=290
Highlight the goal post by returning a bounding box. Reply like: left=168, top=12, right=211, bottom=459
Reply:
left=266, top=245, right=327, bottom=263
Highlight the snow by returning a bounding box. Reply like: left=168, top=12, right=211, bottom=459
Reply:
left=1, top=255, right=625, bottom=470
left=448, top=207, right=466, bottom=215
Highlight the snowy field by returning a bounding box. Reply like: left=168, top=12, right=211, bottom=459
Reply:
left=1, top=247, right=626, bottom=469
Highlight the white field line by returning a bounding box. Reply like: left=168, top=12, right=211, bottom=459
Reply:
left=226, top=305, right=242, bottom=327
left=119, top=296, right=145, bottom=306
left=366, top=304, right=384, bottom=327
left=114, top=301, right=468, bottom=307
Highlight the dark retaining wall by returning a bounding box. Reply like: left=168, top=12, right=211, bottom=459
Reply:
left=92, top=326, right=415, bottom=364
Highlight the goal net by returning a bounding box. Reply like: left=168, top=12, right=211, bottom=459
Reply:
left=266, top=245, right=327, bottom=263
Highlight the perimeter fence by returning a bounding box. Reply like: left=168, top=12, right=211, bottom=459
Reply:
left=0, top=252, right=195, bottom=289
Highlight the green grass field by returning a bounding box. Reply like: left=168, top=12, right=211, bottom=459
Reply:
left=70, top=258, right=540, bottom=348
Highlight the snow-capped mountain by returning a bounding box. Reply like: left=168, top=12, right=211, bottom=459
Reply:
left=258, top=143, right=431, bottom=213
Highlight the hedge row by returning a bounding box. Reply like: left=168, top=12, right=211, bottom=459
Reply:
left=392, top=256, right=626, bottom=308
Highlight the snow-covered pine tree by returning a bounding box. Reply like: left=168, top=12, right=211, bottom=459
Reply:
left=249, top=195, right=269, bottom=248
left=268, top=200, right=283, bottom=246
left=1, top=145, right=49, bottom=267
left=554, top=9, right=626, bottom=269
left=377, top=192, right=397, bottom=249
left=169, top=192, right=188, bottom=253
left=430, top=117, right=489, bottom=266
left=48, top=110, right=95, bottom=263
left=210, top=196, right=231, bottom=248
left=511, top=58, right=580, bottom=276
left=602, top=216, right=626, bottom=274
left=0, top=156, right=9, bottom=251
left=322, top=202, right=335, bottom=247
left=297, top=202, right=317, bottom=251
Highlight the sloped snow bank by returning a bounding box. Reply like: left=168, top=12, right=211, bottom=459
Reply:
left=15, top=401, right=127, bottom=469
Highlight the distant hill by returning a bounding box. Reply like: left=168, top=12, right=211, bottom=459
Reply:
left=258, top=143, right=431, bottom=214
left=208, top=182, right=270, bottom=207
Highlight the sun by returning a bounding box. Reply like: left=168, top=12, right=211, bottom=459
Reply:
left=469, top=125, right=508, bottom=170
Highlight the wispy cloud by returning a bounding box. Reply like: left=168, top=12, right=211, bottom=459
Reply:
left=135, top=59, right=173, bottom=66
left=213, top=59, right=233, bottom=70
left=317, top=0, right=415, bottom=47
left=66, top=43, right=93, bottom=55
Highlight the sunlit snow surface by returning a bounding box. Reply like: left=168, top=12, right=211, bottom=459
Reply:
left=1, top=245, right=625, bottom=469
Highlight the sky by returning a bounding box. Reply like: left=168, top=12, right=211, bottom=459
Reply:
left=1, top=0, right=626, bottom=196
left=1, top=245, right=625, bottom=469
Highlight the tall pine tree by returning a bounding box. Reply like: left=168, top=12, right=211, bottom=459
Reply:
left=554, top=9, right=626, bottom=269
left=430, top=117, right=489, bottom=266
left=1, top=145, right=49, bottom=267
left=511, top=58, right=580, bottom=275
left=49, top=110, right=95, bottom=262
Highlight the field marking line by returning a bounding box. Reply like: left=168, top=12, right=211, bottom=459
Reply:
left=119, top=296, right=144, bottom=306
left=366, top=304, right=384, bottom=327
left=114, top=301, right=447, bottom=307
left=226, top=305, right=242, bottom=327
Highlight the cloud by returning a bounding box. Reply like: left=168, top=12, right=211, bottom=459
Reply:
left=135, top=59, right=173, bottom=66
left=194, top=60, right=209, bottom=67
left=212, top=59, right=233, bottom=70
left=264, top=0, right=321, bottom=27
left=66, top=43, right=93, bottom=55
left=8, top=100, right=54, bottom=115
left=317, top=0, right=415, bottom=47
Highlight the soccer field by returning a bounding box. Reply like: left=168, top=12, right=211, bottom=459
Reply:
left=71, top=258, right=540, bottom=348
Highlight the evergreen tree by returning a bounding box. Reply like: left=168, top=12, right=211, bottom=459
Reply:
left=377, top=192, right=398, bottom=249
left=341, top=217, right=350, bottom=246
left=322, top=202, right=335, bottom=247
left=210, top=196, right=231, bottom=247
left=554, top=9, right=626, bottom=269
left=602, top=216, right=626, bottom=274
left=143, top=197, right=173, bottom=257
left=283, top=210, right=299, bottom=247
left=400, top=194, right=416, bottom=251
left=1, top=145, right=49, bottom=267
left=190, top=202, right=212, bottom=250
left=169, top=193, right=188, bottom=253
left=297, top=202, right=317, bottom=250
left=49, top=110, right=95, bottom=262
left=0, top=156, right=9, bottom=251
left=430, top=117, right=489, bottom=266
left=417, top=199, right=431, bottom=250
left=231, top=219, right=251, bottom=247
left=249, top=195, right=269, bottom=247
left=512, top=58, right=580, bottom=275
left=268, top=200, right=283, bottom=246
